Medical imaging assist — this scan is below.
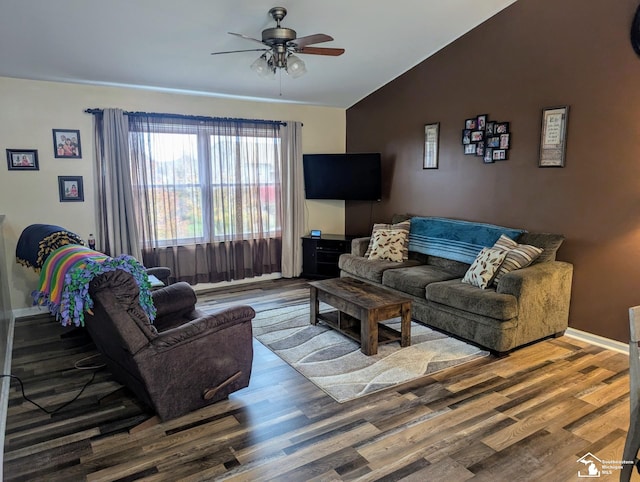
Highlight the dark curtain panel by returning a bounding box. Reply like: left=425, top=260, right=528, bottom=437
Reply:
left=92, top=108, right=142, bottom=259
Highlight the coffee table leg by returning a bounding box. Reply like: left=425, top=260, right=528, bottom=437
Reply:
left=401, top=302, right=411, bottom=347
left=361, top=309, right=377, bottom=355
left=310, top=286, right=318, bottom=326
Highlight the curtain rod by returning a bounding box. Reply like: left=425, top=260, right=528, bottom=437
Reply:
left=84, top=108, right=287, bottom=126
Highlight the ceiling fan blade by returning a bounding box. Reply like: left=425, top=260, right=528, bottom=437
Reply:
left=290, top=34, right=334, bottom=49
left=211, top=48, right=268, bottom=56
left=297, top=46, right=345, bottom=56
left=228, top=32, right=267, bottom=47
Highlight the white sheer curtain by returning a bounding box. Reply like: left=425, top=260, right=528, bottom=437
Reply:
left=128, top=115, right=283, bottom=283
left=280, top=121, right=305, bottom=277
left=91, top=110, right=303, bottom=284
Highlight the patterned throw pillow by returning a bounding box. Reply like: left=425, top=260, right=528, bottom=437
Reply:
left=367, top=229, right=408, bottom=263
left=461, top=247, right=508, bottom=289
left=491, top=234, right=544, bottom=285
left=364, top=220, right=411, bottom=260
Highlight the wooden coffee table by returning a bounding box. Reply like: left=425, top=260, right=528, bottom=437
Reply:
left=308, top=277, right=412, bottom=356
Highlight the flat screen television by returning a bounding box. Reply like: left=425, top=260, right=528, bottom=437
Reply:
left=303, top=153, right=382, bottom=201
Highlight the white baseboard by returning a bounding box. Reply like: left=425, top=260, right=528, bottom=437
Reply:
left=565, top=327, right=628, bottom=355
left=193, top=272, right=282, bottom=294
left=13, top=305, right=49, bottom=318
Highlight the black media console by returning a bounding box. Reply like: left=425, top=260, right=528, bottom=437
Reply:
left=301, top=234, right=352, bottom=279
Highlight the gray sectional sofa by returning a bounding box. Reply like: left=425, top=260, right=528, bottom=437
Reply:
left=338, top=215, right=573, bottom=354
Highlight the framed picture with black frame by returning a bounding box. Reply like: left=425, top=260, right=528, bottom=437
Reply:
left=6, top=149, right=39, bottom=171
left=53, top=129, right=82, bottom=158
left=58, top=176, right=84, bottom=202
left=423, top=122, right=440, bottom=169
left=539, top=106, right=569, bottom=167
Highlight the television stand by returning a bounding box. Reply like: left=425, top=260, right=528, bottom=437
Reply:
left=301, top=234, right=352, bottom=279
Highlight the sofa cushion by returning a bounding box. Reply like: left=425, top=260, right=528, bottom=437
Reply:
left=368, top=229, right=408, bottom=262
left=461, top=247, right=508, bottom=289
left=364, top=220, right=411, bottom=260
left=492, top=234, right=543, bottom=285
left=339, top=253, right=421, bottom=283
left=427, top=255, right=470, bottom=277
left=516, top=232, right=564, bottom=263
left=382, top=265, right=460, bottom=298
left=426, top=279, right=518, bottom=320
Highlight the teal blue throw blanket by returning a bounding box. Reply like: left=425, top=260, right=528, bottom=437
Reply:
left=408, top=217, right=525, bottom=264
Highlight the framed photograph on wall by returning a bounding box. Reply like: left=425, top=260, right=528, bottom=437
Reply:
left=6, top=149, right=39, bottom=171
left=464, top=144, right=476, bottom=155
left=539, top=106, right=569, bottom=167
left=493, top=149, right=508, bottom=161
left=423, top=122, right=440, bottom=169
left=495, top=122, right=510, bottom=134
left=53, top=129, right=82, bottom=158
left=58, top=176, right=84, bottom=202
left=499, top=133, right=510, bottom=149
left=476, top=114, right=487, bottom=130
left=484, top=148, right=494, bottom=163
left=470, top=130, right=484, bottom=143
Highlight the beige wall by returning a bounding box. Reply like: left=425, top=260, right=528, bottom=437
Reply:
left=0, top=77, right=345, bottom=309
left=346, top=0, right=640, bottom=343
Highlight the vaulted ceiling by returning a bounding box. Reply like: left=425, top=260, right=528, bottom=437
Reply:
left=0, top=0, right=517, bottom=108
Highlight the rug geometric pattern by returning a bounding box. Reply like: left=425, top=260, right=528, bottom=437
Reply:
left=252, top=304, right=490, bottom=402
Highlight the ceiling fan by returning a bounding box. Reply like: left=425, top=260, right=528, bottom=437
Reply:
left=211, top=6, right=345, bottom=79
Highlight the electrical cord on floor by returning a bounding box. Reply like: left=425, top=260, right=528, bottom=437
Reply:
left=1, top=353, right=105, bottom=415
left=74, top=353, right=106, bottom=370
left=1, top=371, right=98, bottom=415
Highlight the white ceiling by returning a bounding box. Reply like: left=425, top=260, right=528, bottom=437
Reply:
left=0, top=0, right=517, bottom=108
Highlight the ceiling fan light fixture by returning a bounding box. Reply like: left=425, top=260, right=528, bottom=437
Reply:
left=286, top=54, right=307, bottom=79
left=214, top=7, right=344, bottom=81
left=250, top=54, right=275, bottom=79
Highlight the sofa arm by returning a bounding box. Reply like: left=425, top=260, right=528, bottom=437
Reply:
left=351, top=237, right=371, bottom=257
left=152, top=281, right=197, bottom=319
left=151, top=305, right=256, bottom=350
left=497, top=261, right=573, bottom=342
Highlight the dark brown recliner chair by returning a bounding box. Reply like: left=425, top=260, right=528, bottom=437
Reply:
left=85, top=269, right=255, bottom=421
left=145, top=266, right=172, bottom=285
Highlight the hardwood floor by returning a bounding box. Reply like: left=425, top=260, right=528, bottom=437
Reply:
left=3, top=277, right=638, bottom=481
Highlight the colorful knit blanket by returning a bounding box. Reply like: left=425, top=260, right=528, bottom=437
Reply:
left=16, top=224, right=85, bottom=271
left=32, top=245, right=156, bottom=327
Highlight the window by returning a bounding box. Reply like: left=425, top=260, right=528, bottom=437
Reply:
left=129, top=119, right=281, bottom=246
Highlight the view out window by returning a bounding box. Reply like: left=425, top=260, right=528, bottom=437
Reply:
left=130, top=122, right=281, bottom=246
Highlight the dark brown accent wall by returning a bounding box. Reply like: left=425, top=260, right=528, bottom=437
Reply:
left=345, top=0, right=640, bottom=343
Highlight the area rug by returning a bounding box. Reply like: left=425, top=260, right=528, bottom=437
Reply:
left=251, top=304, right=489, bottom=403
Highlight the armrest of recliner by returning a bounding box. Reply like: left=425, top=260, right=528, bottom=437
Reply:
left=151, top=305, right=256, bottom=350
left=146, top=266, right=172, bottom=285
left=152, top=282, right=197, bottom=319
left=351, top=237, right=371, bottom=257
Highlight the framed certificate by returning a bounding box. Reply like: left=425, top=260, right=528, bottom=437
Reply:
left=423, top=123, right=440, bottom=169
left=539, top=106, right=569, bottom=167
